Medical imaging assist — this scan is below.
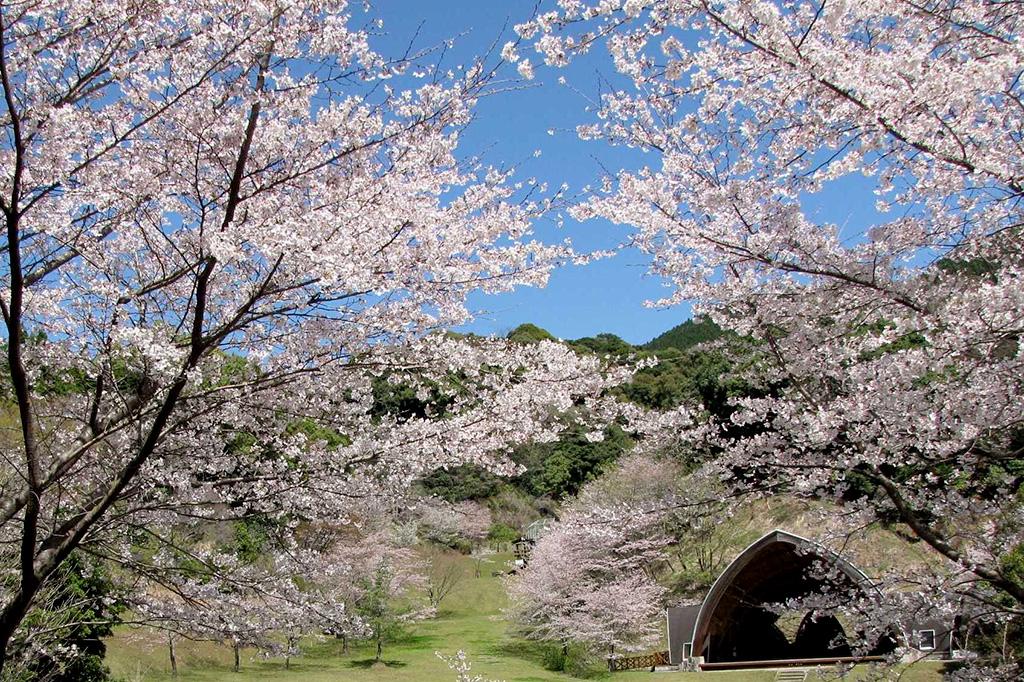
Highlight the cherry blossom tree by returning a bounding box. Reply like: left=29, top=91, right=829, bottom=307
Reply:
left=454, top=501, right=493, bottom=550
left=515, top=0, right=1024, bottom=666
left=507, top=455, right=674, bottom=656
left=132, top=526, right=423, bottom=673
left=318, top=526, right=428, bottom=656
left=0, top=0, right=637, bottom=669
left=417, top=499, right=492, bottom=552
left=135, top=566, right=289, bottom=673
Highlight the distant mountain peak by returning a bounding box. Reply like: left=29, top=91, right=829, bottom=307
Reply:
left=642, top=316, right=723, bottom=351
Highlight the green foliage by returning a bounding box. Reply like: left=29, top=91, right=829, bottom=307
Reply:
left=225, top=430, right=257, bottom=455
left=501, top=317, right=753, bottom=494
left=354, top=561, right=410, bottom=660
left=215, top=352, right=254, bottom=385
left=643, top=316, right=724, bottom=352
left=487, top=487, right=543, bottom=530
left=871, top=331, right=928, bottom=359
left=232, top=516, right=274, bottom=563
left=936, top=256, right=1000, bottom=280
left=34, top=364, right=93, bottom=397
left=537, top=643, right=604, bottom=679
left=618, top=346, right=737, bottom=414
left=563, top=643, right=605, bottom=679
left=854, top=319, right=929, bottom=362
left=837, top=467, right=880, bottom=503
left=568, top=333, right=633, bottom=358
left=540, top=643, right=566, bottom=671
left=285, top=417, right=349, bottom=448
left=487, top=523, right=519, bottom=547
left=506, top=323, right=557, bottom=344
left=370, top=375, right=453, bottom=423
left=417, top=464, right=502, bottom=502
left=964, top=618, right=1024, bottom=665
left=0, top=333, right=87, bottom=398
left=513, top=424, right=633, bottom=500
left=17, top=553, right=124, bottom=681
left=1002, top=543, right=1024, bottom=592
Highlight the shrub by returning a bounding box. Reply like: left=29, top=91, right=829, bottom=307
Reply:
left=540, top=643, right=566, bottom=671
left=487, top=523, right=519, bottom=550
left=487, top=487, right=540, bottom=531
left=564, top=643, right=605, bottom=679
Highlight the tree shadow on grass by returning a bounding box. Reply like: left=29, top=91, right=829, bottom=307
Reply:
left=485, top=639, right=540, bottom=659
left=249, top=659, right=334, bottom=673
left=482, top=638, right=555, bottom=668
left=346, top=658, right=408, bottom=669
left=390, top=632, right=440, bottom=650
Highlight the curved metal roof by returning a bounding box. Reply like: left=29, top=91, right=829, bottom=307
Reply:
left=689, top=529, right=878, bottom=660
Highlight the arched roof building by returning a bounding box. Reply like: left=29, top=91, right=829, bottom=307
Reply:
left=667, top=529, right=921, bottom=668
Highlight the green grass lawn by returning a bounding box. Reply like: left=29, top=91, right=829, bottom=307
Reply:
left=107, top=552, right=571, bottom=681
left=106, top=551, right=948, bottom=682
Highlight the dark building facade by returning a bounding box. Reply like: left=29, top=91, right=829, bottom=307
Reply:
left=667, top=529, right=952, bottom=668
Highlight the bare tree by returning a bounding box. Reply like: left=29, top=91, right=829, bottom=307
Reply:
left=425, top=548, right=464, bottom=609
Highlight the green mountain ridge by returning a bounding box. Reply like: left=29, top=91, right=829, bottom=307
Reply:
left=506, top=316, right=724, bottom=354
left=641, top=316, right=724, bottom=351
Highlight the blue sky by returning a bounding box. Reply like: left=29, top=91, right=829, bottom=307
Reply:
left=362, top=1, right=884, bottom=345
left=357, top=1, right=688, bottom=345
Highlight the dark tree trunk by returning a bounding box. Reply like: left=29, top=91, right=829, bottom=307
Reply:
left=286, top=635, right=295, bottom=670
left=0, top=587, right=37, bottom=676
left=169, top=633, right=178, bottom=676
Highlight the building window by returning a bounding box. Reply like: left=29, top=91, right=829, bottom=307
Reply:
left=917, top=630, right=936, bottom=650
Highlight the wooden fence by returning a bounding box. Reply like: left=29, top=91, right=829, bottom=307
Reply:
left=607, top=650, right=670, bottom=671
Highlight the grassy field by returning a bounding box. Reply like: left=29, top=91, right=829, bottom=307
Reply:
left=106, top=551, right=948, bottom=682
left=107, top=552, right=572, bottom=681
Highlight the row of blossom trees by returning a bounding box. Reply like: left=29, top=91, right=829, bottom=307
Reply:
left=132, top=521, right=429, bottom=672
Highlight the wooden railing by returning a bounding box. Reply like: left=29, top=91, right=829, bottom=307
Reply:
left=607, top=650, right=670, bottom=671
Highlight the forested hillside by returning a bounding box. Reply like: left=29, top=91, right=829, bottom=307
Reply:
left=642, top=317, right=725, bottom=352
left=419, top=317, right=738, bottom=504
